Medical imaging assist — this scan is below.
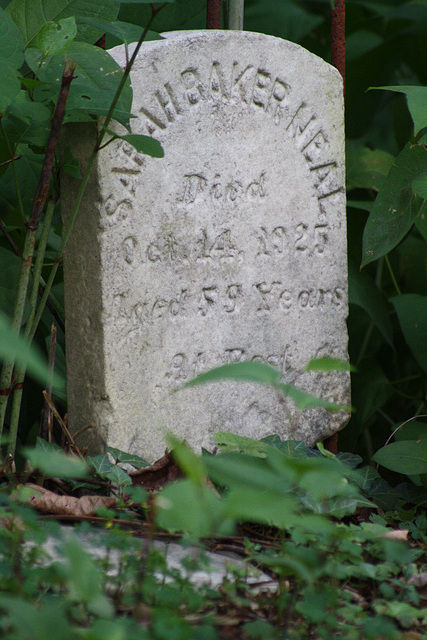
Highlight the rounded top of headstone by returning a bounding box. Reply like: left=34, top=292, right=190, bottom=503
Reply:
left=109, top=29, right=342, bottom=88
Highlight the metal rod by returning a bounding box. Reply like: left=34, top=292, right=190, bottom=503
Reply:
left=331, top=0, right=345, bottom=94
left=206, top=0, right=222, bottom=29
left=228, top=0, right=244, bottom=30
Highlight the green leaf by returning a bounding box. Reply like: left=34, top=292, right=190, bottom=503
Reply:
left=348, top=258, right=393, bottom=346
left=223, top=488, right=298, bottom=529
left=26, top=42, right=132, bottom=126
left=7, top=0, right=120, bottom=47
left=276, top=382, right=350, bottom=412
left=76, top=16, right=161, bottom=45
left=155, top=479, right=234, bottom=539
left=182, top=361, right=282, bottom=389
left=109, top=133, right=164, bottom=158
left=0, top=61, right=21, bottom=114
left=63, top=538, right=114, bottom=618
left=394, top=421, right=427, bottom=442
left=361, top=143, right=427, bottom=267
left=346, top=140, right=394, bottom=192
left=0, top=597, right=74, bottom=640
left=213, top=432, right=273, bottom=457
left=88, top=453, right=132, bottom=485
left=3, top=90, right=51, bottom=147
left=391, top=294, right=427, bottom=373
left=305, top=357, right=354, bottom=373
left=412, top=172, right=427, bottom=199
left=373, top=86, right=427, bottom=136
left=22, top=448, right=89, bottom=478
left=168, top=436, right=207, bottom=486
left=0, top=7, right=24, bottom=68
left=373, top=440, right=427, bottom=475
left=106, top=446, right=149, bottom=468
left=36, top=16, right=77, bottom=56
left=0, top=311, right=64, bottom=388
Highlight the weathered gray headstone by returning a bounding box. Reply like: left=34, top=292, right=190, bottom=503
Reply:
left=63, top=31, right=350, bottom=462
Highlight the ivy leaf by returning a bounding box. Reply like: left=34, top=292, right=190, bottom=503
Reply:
left=106, top=446, right=149, bottom=469
left=0, top=7, right=24, bottom=68
left=36, top=17, right=77, bottom=57
left=361, top=143, right=427, bottom=267
left=391, top=294, right=427, bottom=373
left=7, top=0, right=120, bottom=47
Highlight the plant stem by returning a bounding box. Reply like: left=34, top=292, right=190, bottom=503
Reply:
left=0, top=61, right=75, bottom=450
left=7, top=199, right=56, bottom=456
left=0, top=228, right=38, bottom=438
left=385, top=255, right=402, bottom=296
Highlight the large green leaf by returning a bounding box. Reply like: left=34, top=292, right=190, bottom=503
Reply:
left=373, top=440, right=427, bottom=475
left=346, top=140, right=394, bottom=192
left=2, top=90, right=51, bottom=147
left=26, top=42, right=132, bottom=126
left=348, top=258, right=393, bottom=346
left=391, top=294, right=427, bottom=373
left=7, top=0, right=119, bottom=46
left=0, top=7, right=24, bottom=68
left=36, top=16, right=77, bottom=56
left=361, top=143, right=427, bottom=267
left=373, top=86, right=427, bottom=136
left=0, top=60, right=21, bottom=114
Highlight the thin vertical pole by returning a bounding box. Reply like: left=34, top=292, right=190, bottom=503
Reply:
left=228, top=0, right=244, bottom=30
left=331, top=0, right=345, bottom=94
left=206, top=0, right=222, bottom=29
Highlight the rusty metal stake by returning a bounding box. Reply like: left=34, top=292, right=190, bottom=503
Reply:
left=331, top=0, right=345, bottom=94
left=206, top=0, right=222, bottom=29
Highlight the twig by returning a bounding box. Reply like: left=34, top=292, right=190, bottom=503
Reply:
left=42, top=391, right=84, bottom=458
left=40, top=323, right=57, bottom=442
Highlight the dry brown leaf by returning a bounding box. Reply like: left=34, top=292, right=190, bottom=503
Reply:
left=382, top=529, right=409, bottom=541
left=129, top=450, right=182, bottom=490
left=25, top=483, right=116, bottom=517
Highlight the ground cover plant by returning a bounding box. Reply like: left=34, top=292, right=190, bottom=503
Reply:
left=1, top=0, right=427, bottom=637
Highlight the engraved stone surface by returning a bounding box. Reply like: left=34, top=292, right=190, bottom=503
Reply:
left=62, top=31, right=350, bottom=462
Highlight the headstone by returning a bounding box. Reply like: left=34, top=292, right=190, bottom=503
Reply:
left=62, top=31, right=350, bottom=462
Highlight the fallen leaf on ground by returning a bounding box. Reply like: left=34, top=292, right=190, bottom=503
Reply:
left=24, top=483, right=116, bottom=516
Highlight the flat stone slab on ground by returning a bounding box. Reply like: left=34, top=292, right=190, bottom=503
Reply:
left=63, top=31, right=350, bottom=462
